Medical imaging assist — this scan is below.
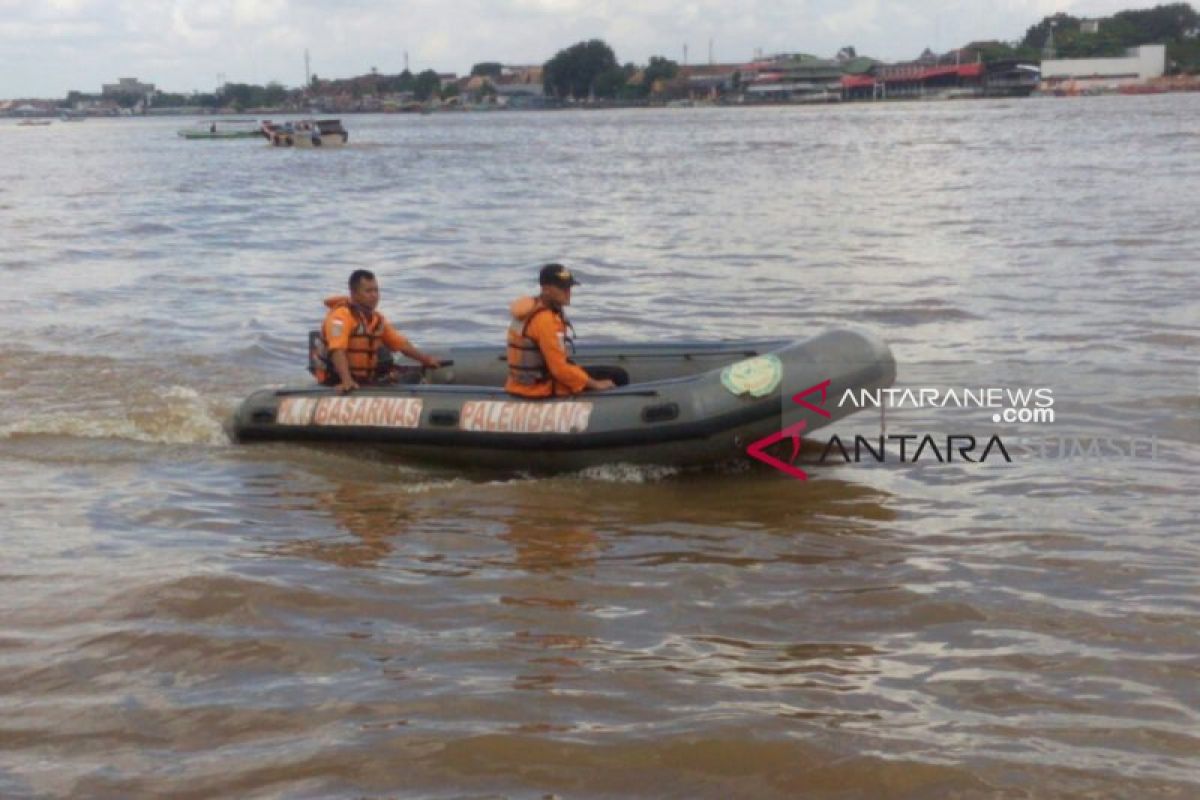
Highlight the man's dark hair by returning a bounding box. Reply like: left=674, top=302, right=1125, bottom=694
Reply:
left=349, top=269, right=376, bottom=290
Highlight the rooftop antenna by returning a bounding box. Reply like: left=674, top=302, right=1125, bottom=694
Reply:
left=683, top=43, right=688, bottom=65
left=709, top=38, right=714, bottom=65
left=404, top=51, right=409, bottom=72
left=304, top=48, right=311, bottom=88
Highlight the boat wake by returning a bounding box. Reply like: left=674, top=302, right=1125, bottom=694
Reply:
left=0, top=386, right=230, bottom=446
left=572, top=463, right=682, bottom=483
left=394, top=466, right=684, bottom=492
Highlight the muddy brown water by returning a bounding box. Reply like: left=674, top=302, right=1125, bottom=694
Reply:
left=1, top=99, right=1197, bottom=797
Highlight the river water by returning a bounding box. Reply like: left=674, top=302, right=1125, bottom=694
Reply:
left=1, top=97, right=1197, bottom=798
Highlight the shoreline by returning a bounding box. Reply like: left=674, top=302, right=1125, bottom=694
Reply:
left=6, top=82, right=1200, bottom=119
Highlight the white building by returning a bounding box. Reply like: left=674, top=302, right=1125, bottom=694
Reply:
left=1040, top=44, right=1166, bottom=90
left=102, top=77, right=156, bottom=97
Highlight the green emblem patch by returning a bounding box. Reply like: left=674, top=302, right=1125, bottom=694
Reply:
left=720, top=354, right=783, bottom=398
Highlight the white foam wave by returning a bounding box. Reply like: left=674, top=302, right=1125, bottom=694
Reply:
left=397, top=473, right=547, bottom=493
left=397, top=464, right=684, bottom=487
left=0, top=386, right=230, bottom=446
left=397, top=477, right=474, bottom=494
left=572, top=463, right=681, bottom=483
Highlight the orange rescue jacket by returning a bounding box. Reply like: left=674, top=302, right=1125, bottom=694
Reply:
left=315, top=296, right=411, bottom=384
left=505, top=296, right=590, bottom=398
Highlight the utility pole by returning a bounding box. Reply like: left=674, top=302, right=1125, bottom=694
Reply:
left=404, top=51, right=410, bottom=72
left=1043, top=22, right=1057, bottom=60
left=709, top=38, right=713, bottom=65
left=305, top=49, right=311, bottom=88
left=683, top=43, right=688, bottom=65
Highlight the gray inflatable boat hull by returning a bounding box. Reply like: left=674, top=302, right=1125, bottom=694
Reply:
left=232, top=329, right=896, bottom=471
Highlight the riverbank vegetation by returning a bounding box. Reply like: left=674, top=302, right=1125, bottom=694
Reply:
left=45, top=2, right=1200, bottom=112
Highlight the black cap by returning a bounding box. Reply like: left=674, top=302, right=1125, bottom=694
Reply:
left=539, top=263, right=579, bottom=289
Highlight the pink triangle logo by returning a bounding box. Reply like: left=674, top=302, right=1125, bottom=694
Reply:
left=746, top=418, right=810, bottom=479
left=745, top=380, right=832, bottom=481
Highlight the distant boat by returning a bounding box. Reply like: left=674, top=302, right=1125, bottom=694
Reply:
left=260, top=119, right=348, bottom=147
left=177, top=119, right=264, bottom=139
left=17, top=119, right=52, bottom=127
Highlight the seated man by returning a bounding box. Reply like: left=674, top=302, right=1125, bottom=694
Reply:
left=505, top=263, right=615, bottom=398
left=313, top=269, right=440, bottom=393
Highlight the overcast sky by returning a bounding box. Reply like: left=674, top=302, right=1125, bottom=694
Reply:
left=2, top=0, right=1145, bottom=98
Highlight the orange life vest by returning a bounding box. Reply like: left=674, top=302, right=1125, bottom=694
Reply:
left=506, top=297, right=577, bottom=397
left=314, top=300, right=388, bottom=384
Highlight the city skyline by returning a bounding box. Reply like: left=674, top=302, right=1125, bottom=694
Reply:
left=1, top=0, right=1146, bottom=98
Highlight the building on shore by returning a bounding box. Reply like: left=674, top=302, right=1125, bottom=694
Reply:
left=841, top=50, right=1040, bottom=100
left=493, top=82, right=547, bottom=108
left=679, top=64, right=741, bottom=99
left=460, top=65, right=547, bottom=108
left=499, top=65, right=543, bottom=85
left=742, top=54, right=842, bottom=102
left=2, top=100, right=58, bottom=117
left=1039, top=44, right=1166, bottom=93
left=102, top=77, right=156, bottom=98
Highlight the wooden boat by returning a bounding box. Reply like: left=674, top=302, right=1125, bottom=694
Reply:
left=260, top=119, right=348, bottom=147
left=177, top=119, right=263, bottom=139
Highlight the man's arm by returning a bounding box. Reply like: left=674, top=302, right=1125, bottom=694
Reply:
left=324, top=308, right=358, bottom=393
left=528, top=315, right=611, bottom=393
left=383, top=322, right=440, bottom=369
left=329, top=349, right=358, bottom=393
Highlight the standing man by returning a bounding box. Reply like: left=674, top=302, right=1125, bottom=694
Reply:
left=314, top=269, right=441, bottom=393
left=505, top=263, right=615, bottom=398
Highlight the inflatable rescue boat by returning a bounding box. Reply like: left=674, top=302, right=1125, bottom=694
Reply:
left=231, top=329, right=896, bottom=471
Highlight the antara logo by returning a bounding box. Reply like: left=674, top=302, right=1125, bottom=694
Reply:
left=747, top=379, right=1018, bottom=480
left=745, top=380, right=831, bottom=481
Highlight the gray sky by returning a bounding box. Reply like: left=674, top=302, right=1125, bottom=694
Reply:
left=2, top=0, right=1140, bottom=98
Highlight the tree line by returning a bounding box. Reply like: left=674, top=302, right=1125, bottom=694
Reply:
left=538, top=4, right=1198, bottom=99
left=1021, top=3, right=1199, bottom=70
left=64, top=69, right=460, bottom=111
left=951, top=3, right=1199, bottom=70
left=58, top=2, right=1200, bottom=109
left=541, top=40, right=681, bottom=100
